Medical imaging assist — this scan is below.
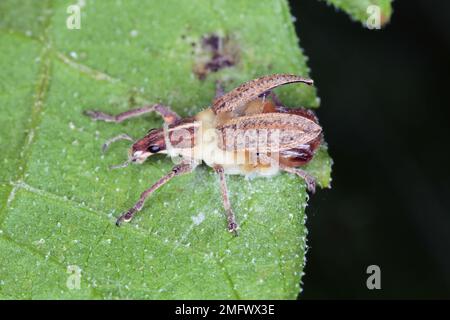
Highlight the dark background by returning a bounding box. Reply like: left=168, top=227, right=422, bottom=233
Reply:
left=289, top=0, right=450, bottom=299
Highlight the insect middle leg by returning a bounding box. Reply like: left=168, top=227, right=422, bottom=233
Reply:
left=214, top=166, right=238, bottom=235
left=116, top=161, right=195, bottom=226
left=84, top=104, right=181, bottom=125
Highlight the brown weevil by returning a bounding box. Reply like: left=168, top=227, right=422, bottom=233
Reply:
left=85, top=74, right=322, bottom=235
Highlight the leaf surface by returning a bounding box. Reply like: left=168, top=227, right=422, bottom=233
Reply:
left=0, top=0, right=331, bottom=299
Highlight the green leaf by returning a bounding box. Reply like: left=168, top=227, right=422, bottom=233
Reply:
left=321, top=0, right=393, bottom=26
left=0, top=0, right=331, bottom=299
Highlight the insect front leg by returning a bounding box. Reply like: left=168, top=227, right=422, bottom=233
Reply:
left=84, top=104, right=181, bottom=125
left=116, top=161, right=195, bottom=226
left=214, top=166, right=239, bottom=236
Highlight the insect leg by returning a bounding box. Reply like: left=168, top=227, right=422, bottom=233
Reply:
left=280, top=166, right=316, bottom=194
left=84, top=104, right=181, bottom=125
left=212, top=74, right=313, bottom=114
left=269, top=91, right=283, bottom=106
left=214, top=166, right=239, bottom=236
left=258, top=154, right=316, bottom=194
left=116, top=162, right=194, bottom=226
left=215, top=81, right=225, bottom=99
left=102, top=133, right=134, bottom=153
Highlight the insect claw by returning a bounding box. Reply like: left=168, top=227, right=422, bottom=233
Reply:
left=306, top=179, right=316, bottom=194
left=116, top=210, right=135, bottom=226
left=115, top=214, right=128, bottom=226
left=228, top=222, right=239, bottom=236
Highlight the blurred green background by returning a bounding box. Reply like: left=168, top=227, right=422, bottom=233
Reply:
left=290, top=0, right=450, bottom=298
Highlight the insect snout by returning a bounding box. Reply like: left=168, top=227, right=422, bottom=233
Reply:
left=127, top=149, right=150, bottom=164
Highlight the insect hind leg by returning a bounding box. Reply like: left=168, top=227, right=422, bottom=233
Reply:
left=280, top=166, right=316, bottom=194
left=259, top=153, right=316, bottom=194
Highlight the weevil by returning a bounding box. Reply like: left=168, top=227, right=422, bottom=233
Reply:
left=85, top=74, right=322, bottom=235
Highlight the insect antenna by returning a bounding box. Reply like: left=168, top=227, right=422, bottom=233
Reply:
left=109, top=160, right=131, bottom=170
left=102, top=133, right=135, bottom=153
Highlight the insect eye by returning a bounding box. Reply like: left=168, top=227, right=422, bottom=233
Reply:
left=148, top=145, right=160, bottom=153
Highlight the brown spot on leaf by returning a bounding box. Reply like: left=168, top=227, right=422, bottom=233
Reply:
left=193, top=33, right=240, bottom=80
